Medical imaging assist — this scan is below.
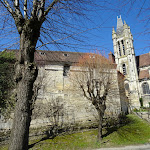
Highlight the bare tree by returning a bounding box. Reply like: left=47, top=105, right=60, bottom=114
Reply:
left=71, top=52, right=116, bottom=141
left=33, top=96, right=66, bottom=138
left=0, top=0, right=103, bottom=149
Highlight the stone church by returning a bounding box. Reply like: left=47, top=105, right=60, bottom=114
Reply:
left=1, top=16, right=150, bottom=130
left=111, top=16, right=150, bottom=107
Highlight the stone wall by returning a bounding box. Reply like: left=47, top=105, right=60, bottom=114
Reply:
left=0, top=64, right=128, bottom=130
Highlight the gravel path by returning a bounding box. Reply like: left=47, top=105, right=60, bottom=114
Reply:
left=95, top=144, right=150, bottom=150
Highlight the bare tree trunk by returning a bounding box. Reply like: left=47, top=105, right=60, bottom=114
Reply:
left=96, top=103, right=106, bottom=141
left=97, top=111, right=104, bottom=141
left=9, top=29, right=39, bottom=150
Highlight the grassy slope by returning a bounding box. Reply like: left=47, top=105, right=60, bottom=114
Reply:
left=0, top=114, right=150, bottom=150
left=102, top=114, right=150, bottom=147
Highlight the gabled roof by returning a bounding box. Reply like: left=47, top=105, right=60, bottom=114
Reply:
left=139, top=70, right=149, bottom=80
left=136, top=52, right=150, bottom=68
left=3, top=49, right=118, bottom=68
left=4, top=49, right=85, bottom=65
left=34, top=50, right=85, bottom=65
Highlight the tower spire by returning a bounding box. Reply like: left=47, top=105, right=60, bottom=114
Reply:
left=117, top=15, right=123, bottom=34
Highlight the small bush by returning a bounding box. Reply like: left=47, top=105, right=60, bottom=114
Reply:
left=139, top=98, right=143, bottom=107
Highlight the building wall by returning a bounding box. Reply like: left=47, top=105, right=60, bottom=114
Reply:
left=31, top=65, right=126, bottom=128
left=0, top=64, right=127, bottom=130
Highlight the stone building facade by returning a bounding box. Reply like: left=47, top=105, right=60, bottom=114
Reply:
left=30, top=51, right=128, bottom=128
left=111, top=16, right=150, bottom=107
left=0, top=50, right=128, bottom=130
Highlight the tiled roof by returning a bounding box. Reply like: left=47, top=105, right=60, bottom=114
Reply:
left=34, top=50, right=85, bottom=65
left=136, top=53, right=150, bottom=68
left=3, top=49, right=85, bottom=65
left=3, top=49, right=118, bottom=68
left=139, top=70, right=149, bottom=80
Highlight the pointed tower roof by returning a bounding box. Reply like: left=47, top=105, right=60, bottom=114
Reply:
left=117, top=15, right=123, bottom=35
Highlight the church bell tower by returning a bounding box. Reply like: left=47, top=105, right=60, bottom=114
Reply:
left=112, top=16, right=140, bottom=107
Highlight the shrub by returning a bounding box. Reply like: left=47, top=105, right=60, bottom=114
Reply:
left=139, top=98, right=143, bottom=108
left=0, top=50, right=16, bottom=117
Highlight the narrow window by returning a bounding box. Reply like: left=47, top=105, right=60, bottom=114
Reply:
left=63, top=65, right=70, bottom=76
left=121, top=40, right=125, bottom=55
left=122, top=64, right=126, bottom=75
left=142, top=82, right=150, bottom=94
left=118, top=41, right=121, bottom=56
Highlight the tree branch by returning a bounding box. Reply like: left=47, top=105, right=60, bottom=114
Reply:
left=87, top=80, right=93, bottom=99
left=1, top=0, right=14, bottom=15
left=31, top=0, right=38, bottom=18
left=44, top=0, right=59, bottom=17
left=38, top=0, right=45, bottom=21
left=24, top=0, right=27, bottom=19
left=80, top=85, right=90, bottom=100
left=14, top=0, right=23, bottom=19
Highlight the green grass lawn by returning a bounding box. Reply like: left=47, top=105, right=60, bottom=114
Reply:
left=1, top=114, right=150, bottom=150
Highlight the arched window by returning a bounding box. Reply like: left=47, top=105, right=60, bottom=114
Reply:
left=121, top=40, right=125, bottom=55
left=122, top=64, right=126, bottom=75
left=118, top=41, right=121, bottom=56
left=142, top=82, right=150, bottom=94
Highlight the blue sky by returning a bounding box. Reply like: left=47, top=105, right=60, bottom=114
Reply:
left=79, top=0, right=150, bottom=57
left=0, top=0, right=149, bottom=57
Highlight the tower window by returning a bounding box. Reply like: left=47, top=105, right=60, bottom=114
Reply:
left=142, top=82, right=150, bottom=94
left=118, top=41, right=121, bottom=56
left=121, top=40, right=125, bottom=55
left=122, top=64, right=126, bottom=75
left=63, top=65, right=70, bottom=76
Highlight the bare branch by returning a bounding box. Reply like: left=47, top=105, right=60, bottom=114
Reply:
left=80, top=85, right=90, bottom=100
left=14, top=0, right=23, bottom=19
left=44, top=0, right=59, bottom=17
left=1, top=0, right=14, bottom=15
left=14, top=0, right=19, bottom=7
left=24, top=0, right=27, bottom=19
left=38, top=0, right=45, bottom=21
left=31, top=0, right=38, bottom=18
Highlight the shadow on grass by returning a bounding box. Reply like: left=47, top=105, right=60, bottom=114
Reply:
left=29, top=115, right=132, bottom=149
left=28, top=126, right=70, bottom=149
left=102, top=115, right=131, bottom=138
left=28, top=130, right=56, bottom=149
left=102, top=127, right=118, bottom=138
